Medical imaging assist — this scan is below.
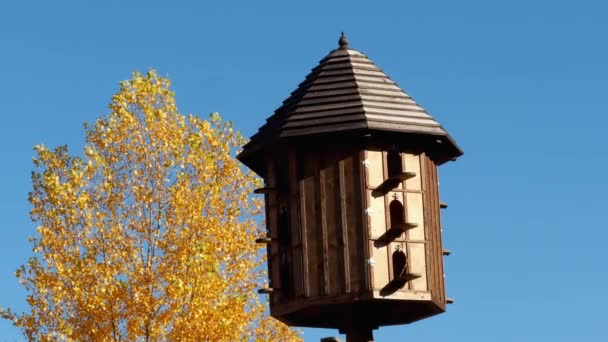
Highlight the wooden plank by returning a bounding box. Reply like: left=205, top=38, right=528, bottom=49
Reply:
left=431, top=157, right=446, bottom=305
left=404, top=153, right=421, bottom=191
left=408, top=242, right=427, bottom=291
left=324, top=160, right=345, bottom=296
left=372, top=290, right=431, bottom=301
left=344, top=155, right=363, bottom=293
left=370, top=172, right=416, bottom=197
left=319, top=168, right=331, bottom=296
left=266, top=160, right=281, bottom=303
left=299, top=174, right=312, bottom=297
left=405, top=193, right=425, bottom=241
left=405, top=189, right=427, bottom=292
left=382, top=151, right=392, bottom=283
left=303, top=169, right=320, bottom=297
left=420, top=154, right=435, bottom=300
left=422, top=153, right=445, bottom=305
left=339, top=158, right=351, bottom=293
left=288, top=150, right=304, bottom=298
left=368, top=190, right=387, bottom=238
left=367, top=188, right=423, bottom=194
left=312, top=155, right=324, bottom=297
left=371, top=243, right=389, bottom=290
left=366, top=150, right=384, bottom=187
left=360, top=151, right=372, bottom=291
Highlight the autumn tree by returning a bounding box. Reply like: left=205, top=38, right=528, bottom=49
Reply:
left=1, top=71, right=301, bottom=342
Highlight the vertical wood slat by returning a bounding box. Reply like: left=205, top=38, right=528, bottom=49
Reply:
left=422, top=153, right=445, bottom=306
left=432, top=157, right=446, bottom=305
left=360, top=150, right=372, bottom=291
left=420, top=153, right=434, bottom=298
left=299, top=169, right=311, bottom=297
left=382, top=152, right=392, bottom=284
left=339, top=159, right=351, bottom=293
left=265, top=160, right=281, bottom=304
left=288, top=150, right=304, bottom=298
left=344, top=155, right=363, bottom=293
left=319, top=168, right=331, bottom=296
left=302, top=175, right=317, bottom=297
left=402, top=152, right=412, bottom=290
left=312, top=156, right=324, bottom=297
left=300, top=153, right=324, bottom=298
left=422, top=154, right=436, bottom=300
left=323, top=157, right=345, bottom=296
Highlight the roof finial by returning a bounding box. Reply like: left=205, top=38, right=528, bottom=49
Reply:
left=338, top=32, right=349, bottom=49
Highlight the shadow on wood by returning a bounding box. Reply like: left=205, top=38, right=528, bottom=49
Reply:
left=373, top=223, right=417, bottom=248
left=379, top=273, right=422, bottom=297
left=371, top=172, right=416, bottom=198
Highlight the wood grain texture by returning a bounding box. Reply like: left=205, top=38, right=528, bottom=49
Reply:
left=360, top=151, right=372, bottom=291
left=319, top=168, right=331, bottom=296
left=288, top=150, right=304, bottom=298
left=343, top=155, right=364, bottom=293
left=338, top=159, right=351, bottom=293
left=265, top=159, right=281, bottom=303
left=421, top=153, right=446, bottom=307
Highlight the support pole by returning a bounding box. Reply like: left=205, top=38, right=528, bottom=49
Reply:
left=345, top=328, right=374, bottom=342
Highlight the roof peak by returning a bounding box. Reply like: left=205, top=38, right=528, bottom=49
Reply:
left=238, top=36, right=462, bottom=175
left=338, top=32, right=349, bottom=49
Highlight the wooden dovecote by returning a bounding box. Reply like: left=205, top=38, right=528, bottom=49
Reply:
left=238, top=33, right=462, bottom=341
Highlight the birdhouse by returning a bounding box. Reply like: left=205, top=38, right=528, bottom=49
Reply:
left=238, top=34, right=462, bottom=340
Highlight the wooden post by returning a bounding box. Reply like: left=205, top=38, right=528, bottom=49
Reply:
left=340, top=322, right=375, bottom=342
left=344, top=328, right=374, bottom=342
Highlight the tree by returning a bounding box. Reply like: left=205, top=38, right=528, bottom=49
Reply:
left=1, top=70, right=301, bottom=341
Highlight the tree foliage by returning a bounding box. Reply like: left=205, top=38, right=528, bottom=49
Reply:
left=1, top=71, right=300, bottom=341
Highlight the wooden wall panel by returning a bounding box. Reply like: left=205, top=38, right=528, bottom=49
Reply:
left=371, top=244, right=389, bottom=290
left=300, top=172, right=320, bottom=297
left=368, top=190, right=387, bottom=238
left=265, top=160, right=281, bottom=303
left=420, top=154, right=435, bottom=301
left=366, top=150, right=384, bottom=188
left=359, top=151, right=372, bottom=291
left=406, top=193, right=425, bottom=241
left=408, top=242, right=428, bottom=291
left=430, top=156, right=446, bottom=305
left=405, top=183, right=428, bottom=292
left=421, top=153, right=445, bottom=306
left=288, top=151, right=304, bottom=298
left=342, top=155, right=364, bottom=293
left=319, top=169, right=330, bottom=296
left=322, top=161, right=345, bottom=296
left=403, top=153, right=421, bottom=191
left=338, top=158, right=351, bottom=293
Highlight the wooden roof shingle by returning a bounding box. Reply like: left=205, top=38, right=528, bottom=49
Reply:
left=239, top=34, right=462, bottom=175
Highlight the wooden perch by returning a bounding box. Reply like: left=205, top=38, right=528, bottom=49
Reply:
left=255, top=237, right=273, bottom=244
left=394, top=272, right=422, bottom=282
left=371, top=172, right=416, bottom=197
left=257, top=288, right=274, bottom=294
left=373, top=222, right=418, bottom=248
left=253, top=187, right=276, bottom=194
left=446, top=297, right=455, bottom=304
left=442, top=249, right=452, bottom=256
left=379, top=273, right=422, bottom=296
left=440, top=202, right=448, bottom=209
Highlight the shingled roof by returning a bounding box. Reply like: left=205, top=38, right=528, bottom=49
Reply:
left=239, top=33, right=462, bottom=173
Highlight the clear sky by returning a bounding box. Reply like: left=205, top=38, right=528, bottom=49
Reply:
left=1, top=0, right=607, bottom=341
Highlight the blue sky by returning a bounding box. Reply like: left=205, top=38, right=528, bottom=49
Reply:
left=1, top=0, right=607, bottom=341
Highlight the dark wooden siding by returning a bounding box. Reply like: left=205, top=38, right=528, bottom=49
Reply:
left=295, top=149, right=365, bottom=298
left=421, top=153, right=446, bottom=308
left=265, top=159, right=281, bottom=304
